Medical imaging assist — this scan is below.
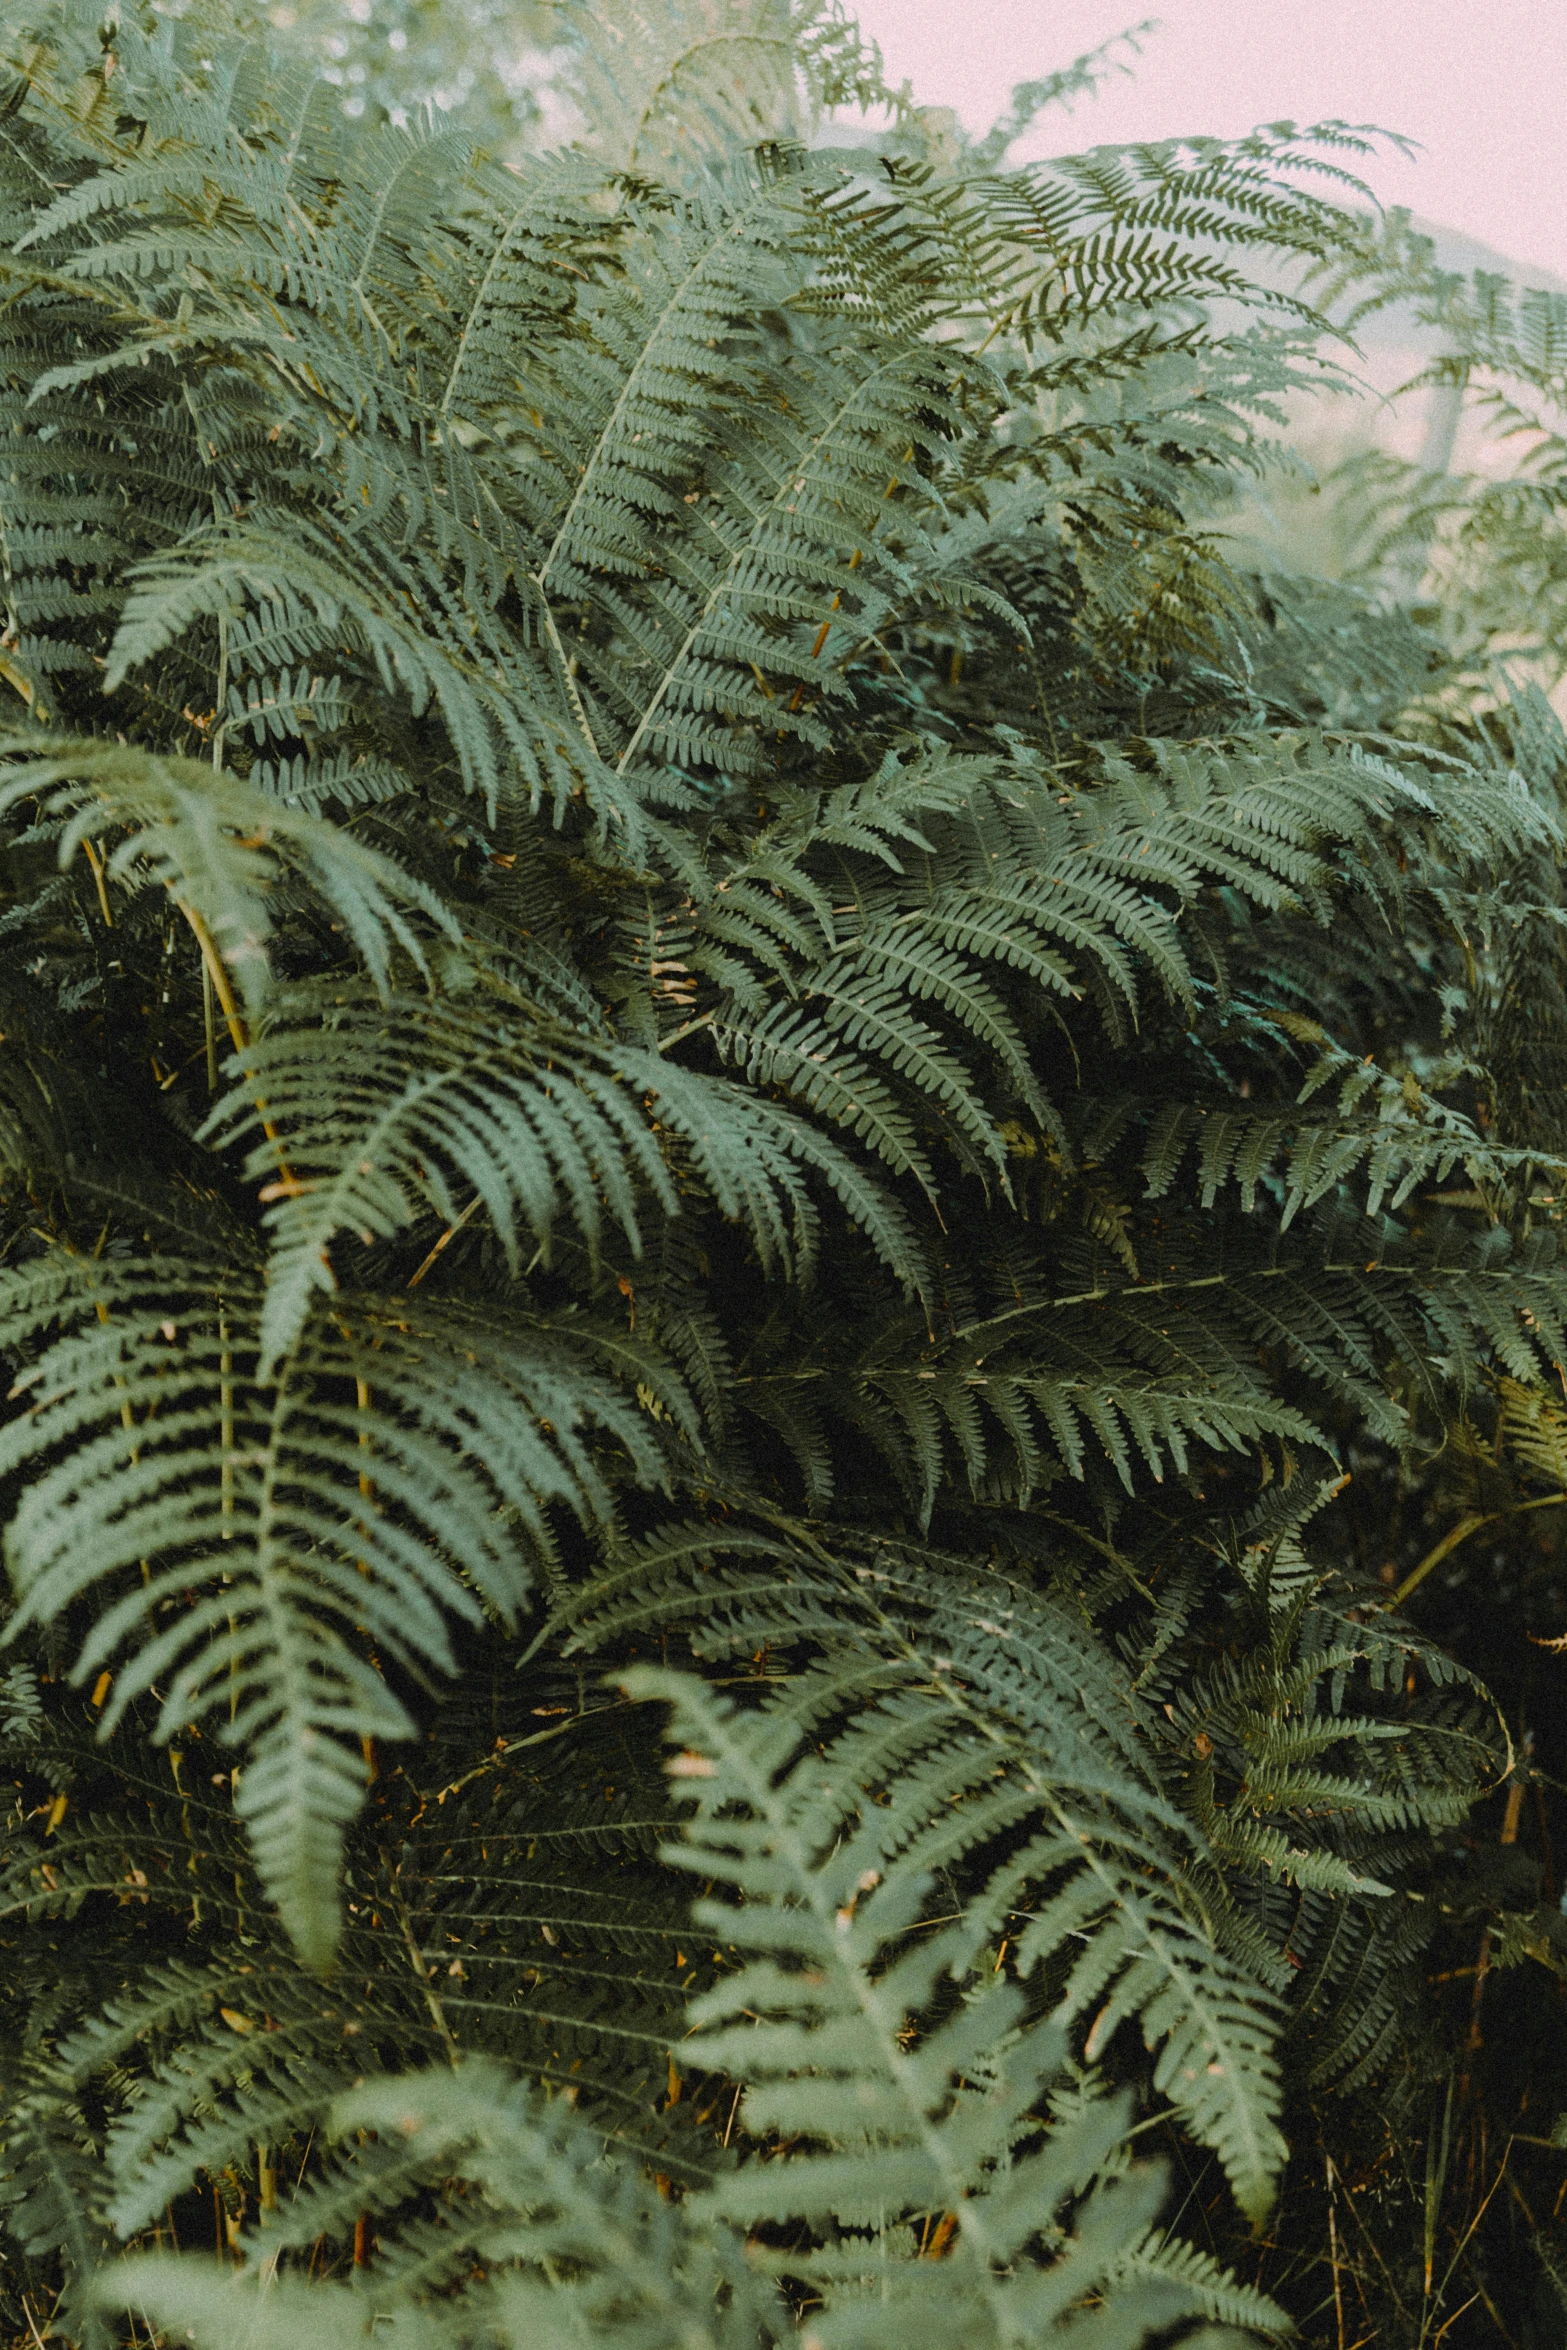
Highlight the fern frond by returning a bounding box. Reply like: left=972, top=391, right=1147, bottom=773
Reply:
left=0, top=1254, right=666, bottom=1965
left=211, top=975, right=925, bottom=1368
left=616, top=1556, right=1288, bottom=2221
left=0, top=737, right=453, bottom=1006
left=633, top=1648, right=1287, bottom=2236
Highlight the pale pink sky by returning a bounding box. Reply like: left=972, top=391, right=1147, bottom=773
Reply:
left=846, top=1, right=1567, bottom=283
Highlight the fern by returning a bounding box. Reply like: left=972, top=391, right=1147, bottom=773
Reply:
left=627, top=1641, right=1287, bottom=2220
left=0, top=1253, right=670, bottom=1965
left=103, top=2051, right=1278, bottom=2350
left=94, top=1675, right=1288, bottom=2350
left=1, top=0, right=1565, bottom=2338
left=0, top=737, right=454, bottom=1005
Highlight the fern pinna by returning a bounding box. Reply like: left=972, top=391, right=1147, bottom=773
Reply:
left=1, top=1, right=1566, bottom=2344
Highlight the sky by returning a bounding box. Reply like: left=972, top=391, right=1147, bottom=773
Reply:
left=844, top=0, right=1567, bottom=285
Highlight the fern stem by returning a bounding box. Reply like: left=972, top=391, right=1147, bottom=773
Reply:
left=1325, top=2156, right=1347, bottom=2350
left=177, top=900, right=302, bottom=1201
left=620, top=29, right=793, bottom=172
left=613, top=365, right=917, bottom=779
left=1387, top=1490, right=1567, bottom=1610
left=438, top=201, right=532, bottom=418
left=534, top=207, right=752, bottom=604
left=79, top=834, right=112, bottom=927
left=178, top=899, right=249, bottom=1059
left=538, top=189, right=794, bottom=775
left=391, top=1881, right=460, bottom=2066
left=354, top=1370, right=374, bottom=1570
left=200, top=603, right=229, bottom=1106
left=537, top=599, right=602, bottom=761
left=406, top=1190, right=485, bottom=1288
left=213, top=607, right=229, bottom=773
left=202, top=958, right=218, bottom=1093
left=86, top=1280, right=144, bottom=1480
left=656, top=1009, right=715, bottom=1054
left=219, top=1311, right=234, bottom=1541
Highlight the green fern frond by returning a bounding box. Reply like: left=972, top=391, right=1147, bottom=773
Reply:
left=0, top=1254, right=667, bottom=1964
left=634, top=1650, right=1288, bottom=2230
left=0, top=737, right=454, bottom=1006
left=210, top=975, right=925, bottom=1368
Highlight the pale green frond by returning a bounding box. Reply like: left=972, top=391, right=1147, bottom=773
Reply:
left=634, top=1644, right=1288, bottom=2228
left=0, top=1254, right=665, bottom=1965
left=0, top=736, right=454, bottom=1005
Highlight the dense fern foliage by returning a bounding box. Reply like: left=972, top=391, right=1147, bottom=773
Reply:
left=2, top=3, right=1567, bottom=2344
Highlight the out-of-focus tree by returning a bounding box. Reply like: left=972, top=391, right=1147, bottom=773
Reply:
left=270, top=0, right=558, bottom=145
left=268, top=0, right=902, bottom=160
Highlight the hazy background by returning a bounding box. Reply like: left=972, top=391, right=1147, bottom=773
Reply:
left=846, top=0, right=1567, bottom=286
left=288, top=0, right=1566, bottom=513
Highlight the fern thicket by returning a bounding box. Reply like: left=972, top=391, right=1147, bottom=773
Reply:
left=0, top=2, right=1565, bottom=2344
